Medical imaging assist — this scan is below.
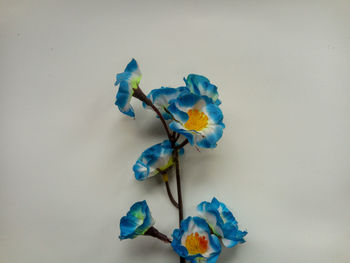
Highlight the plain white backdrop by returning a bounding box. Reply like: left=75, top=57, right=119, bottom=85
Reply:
left=1, top=0, right=350, bottom=262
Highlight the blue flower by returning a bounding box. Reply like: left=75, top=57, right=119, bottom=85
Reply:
left=168, top=94, right=225, bottom=148
left=133, top=140, right=184, bottom=181
left=172, top=216, right=221, bottom=263
left=143, top=86, right=189, bottom=119
left=184, top=74, right=221, bottom=106
left=197, top=197, right=247, bottom=248
left=119, top=200, right=155, bottom=240
left=114, top=58, right=142, bottom=118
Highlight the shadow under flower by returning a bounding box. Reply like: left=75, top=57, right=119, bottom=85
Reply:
left=218, top=244, right=241, bottom=263
left=123, top=236, right=175, bottom=262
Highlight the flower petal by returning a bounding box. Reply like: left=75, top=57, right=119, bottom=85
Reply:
left=133, top=160, right=149, bottom=181
left=169, top=122, right=195, bottom=145
left=143, top=86, right=189, bottom=120
left=133, top=140, right=184, bottom=181
left=184, top=74, right=220, bottom=105
left=115, top=81, right=135, bottom=118
left=202, top=104, right=223, bottom=124
left=168, top=93, right=225, bottom=148
left=196, top=124, right=225, bottom=149
left=197, top=198, right=247, bottom=248
left=114, top=59, right=141, bottom=117
left=119, top=200, right=154, bottom=240
left=172, top=216, right=221, bottom=263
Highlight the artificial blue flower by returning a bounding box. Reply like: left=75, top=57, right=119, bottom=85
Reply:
left=133, top=140, right=184, bottom=181
left=197, top=197, right=247, bottom=248
left=168, top=94, right=225, bottom=148
left=143, top=86, right=189, bottom=119
left=172, top=216, right=221, bottom=263
left=119, top=200, right=155, bottom=240
left=114, top=58, right=142, bottom=117
left=184, top=74, right=221, bottom=106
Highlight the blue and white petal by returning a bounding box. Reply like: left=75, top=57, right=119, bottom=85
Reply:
left=184, top=74, right=221, bottom=105
left=196, top=124, right=225, bottom=149
left=133, top=140, right=184, bottom=181
left=115, top=58, right=142, bottom=89
left=119, top=200, right=155, bottom=240
left=115, top=81, right=135, bottom=117
left=167, top=93, right=225, bottom=148
left=171, top=216, right=221, bottom=263
left=197, top=198, right=247, bottom=248
left=221, top=222, right=248, bottom=248
left=169, top=121, right=195, bottom=145
left=143, top=86, right=189, bottom=120
left=114, top=58, right=142, bottom=117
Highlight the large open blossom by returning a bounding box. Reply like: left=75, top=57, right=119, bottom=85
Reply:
left=172, top=216, right=221, bottom=263
left=114, top=58, right=142, bottom=117
left=168, top=94, right=225, bottom=148
left=143, top=86, right=189, bottom=119
left=119, top=200, right=155, bottom=240
left=197, top=198, right=247, bottom=248
left=184, top=74, right=221, bottom=106
left=133, top=140, right=184, bottom=181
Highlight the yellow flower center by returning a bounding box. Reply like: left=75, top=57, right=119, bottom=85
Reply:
left=184, top=109, right=208, bottom=131
left=185, top=232, right=208, bottom=255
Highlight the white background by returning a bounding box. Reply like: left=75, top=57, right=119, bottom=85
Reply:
left=1, top=0, right=350, bottom=262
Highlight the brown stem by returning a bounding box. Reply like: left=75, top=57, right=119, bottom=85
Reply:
left=172, top=131, right=177, bottom=142
left=165, top=181, right=179, bottom=209
left=133, top=87, right=172, bottom=141
left=149, top=103, right=172, bottom=141
left=175, top=139, right=189, bottom=150
left=144, top=226, right=171, bottom=243
left=156, top=168, right=179, bottom=209
left=173, top=150, right=183, bottom=224
left=173, top=149, right=185, bottom=263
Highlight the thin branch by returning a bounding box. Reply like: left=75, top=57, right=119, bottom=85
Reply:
left=173, top=149, right=185, bottom=263
left=165, top=181, right=179, bottom=209
left=174, top=150, right=183, bottom=224
left=144, top=226, right=171, bottom=243
left=133, top=87, right=172, bottom=141
left=157, top=168, right=179, bottom=209
left=175, top=139, right=189, bottom=150
left=171, top=131, right=177, bottom=142
left=149, top=103, right=172, bottom=141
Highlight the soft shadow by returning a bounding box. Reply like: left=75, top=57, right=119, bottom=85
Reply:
left=124, top=236, right=176, bottom=262
left=139, top=116, right=167, bottom=138
left=134, top=104, right=167, bottom=138
left=133, top=172, right=163, bottom=196
left=219, top=245, right=240, bottom=263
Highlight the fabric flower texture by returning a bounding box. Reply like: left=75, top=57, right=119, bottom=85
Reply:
left=172, top=216, right=221, bottom=263
left=184, top=74, right=221, bottom=106
left=197, top=198, right=247, bottom=248
left=119, top=200, right=155, bottom=240
left=143, top=86, right=189, bottom=120
left=114, top=58, right=142, bottom=118
left=168, top=94, right=225, bottom=148
left=133, top=140, right=184, bottom=181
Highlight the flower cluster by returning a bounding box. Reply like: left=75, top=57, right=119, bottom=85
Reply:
left=171, top=198, right=247, bottom=262
left=114, top=59, right=225, bottom=151
left=114, top=59, right=247, bottom=263
left=119, top=198, right=247, bottom=262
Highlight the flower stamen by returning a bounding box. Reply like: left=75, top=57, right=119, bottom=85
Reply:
left=185, top=232, right=208, bottom=255
left=184, top=109, right=208, bottom=131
